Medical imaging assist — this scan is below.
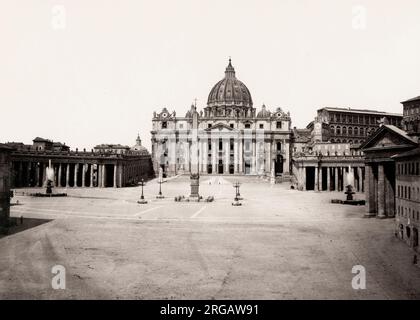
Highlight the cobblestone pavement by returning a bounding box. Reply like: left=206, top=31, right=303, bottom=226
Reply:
left=1, top=175, right=419, bottom=299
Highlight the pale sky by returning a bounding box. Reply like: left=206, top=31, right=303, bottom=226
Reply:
left=1, top=0, right=420, bottom=151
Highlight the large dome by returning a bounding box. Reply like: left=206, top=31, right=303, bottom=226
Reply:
left=207, top=59, right=253, bottom=108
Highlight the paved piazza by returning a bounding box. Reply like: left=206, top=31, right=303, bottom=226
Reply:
left=1, top=176, right=420, bottom=299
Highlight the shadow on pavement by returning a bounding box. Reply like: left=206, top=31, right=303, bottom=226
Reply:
left=0, top=217, right=52, bottom=239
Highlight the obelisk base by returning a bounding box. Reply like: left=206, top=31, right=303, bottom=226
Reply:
left=190, top=173, right=200, bottom=199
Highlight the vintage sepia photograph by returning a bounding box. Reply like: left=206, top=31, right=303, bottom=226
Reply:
left=0, top=0, right=420, bottom=306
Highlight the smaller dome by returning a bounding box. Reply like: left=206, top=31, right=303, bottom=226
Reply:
left=257, top=104, right=270, bottom=118
left=131, top=134, right=149, bottom=155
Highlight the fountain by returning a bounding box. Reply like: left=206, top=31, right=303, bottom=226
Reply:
left=32, top=160, right=67, bottom=197
left=344, top=167, right=355, bottom=201
left=331, top=166, right=364, bottom=206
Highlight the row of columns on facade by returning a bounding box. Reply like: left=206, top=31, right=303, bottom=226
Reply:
left=298, top=166, right=365, bottom=192
left=159, top=139, right=289, bottom=175
left=13, top=162, right=119, bottom=188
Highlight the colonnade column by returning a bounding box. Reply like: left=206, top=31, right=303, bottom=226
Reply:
left=319, top=167, right=323, bottom=191
left=90, top=164, right=94, bottom=187
left=74, top=163, right=79, bottom=187
left=82, top=164, right=86, bottom=187
left=357, top=167, right=364, bottom=192
left=118, top=165, right=123, bottom=187
left=57, top=164, right=61, bottom=187
left=26, top=162, right=31, bottom=187
left=101, top=164, right=106, bottom=188
left=113, top=164, right=117, bottom=188
left=377, top=164, right=386, bottom=218
left=66, top=164, right=70, bottom=187
left=98, top=165, right=102, bottom=187
left=43, top=164, right=47, bottom=187
left=34, top=164, right=39, bottom=187
left=335, top=167, right=339, bottom=192
left=17, top=162, right=23, bottom=187
left=327, top=167, right=331, bottom=191
left=365, top=164, right=376, bottom=216
left=53, top=166, right=57, bottom=187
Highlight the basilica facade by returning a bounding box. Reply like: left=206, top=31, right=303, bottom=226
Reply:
left=151, top=59, right=292, bottom=178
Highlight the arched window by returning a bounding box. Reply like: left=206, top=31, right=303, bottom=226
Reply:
left=343, top=126, right=347, bottom=135
left=360, top=127, right=364, bottom=136
left=354, top=127, right=359, bottom=136
left=348, top=127, right=353, bottom=135
left=330, top=126, right=335, bottom=134
left=336, top=126, right=341, bottom=135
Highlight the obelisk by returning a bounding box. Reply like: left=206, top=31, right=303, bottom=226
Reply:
left=189, top=104, right=200, bottom=199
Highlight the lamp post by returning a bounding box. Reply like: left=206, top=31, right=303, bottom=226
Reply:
left=156, top=175, right=164, bottom=199
left=232, top=181, right=242, bottom=206
left=233, top=181, right=242, bottom=200
left=137, top=178, right=148, bottom=204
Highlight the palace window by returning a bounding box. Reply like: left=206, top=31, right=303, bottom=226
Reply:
left=336, top=126, right=341, bottom=135
left=348, top=127, right=353, bottom=135
left=259, top=124, right=264, bottom=129
left=342, top=127, right=347, bottom=135
left=219, top=139, right=223, bottom=150
left=208, top=124, right=212, bottom=128
left=162, top=122, right=167, bottom=129
left=276, top=121, right=282, bottom=129
left=230, top=123, right=234, bottom=128
left=245, top=123, right=251, bottom=129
